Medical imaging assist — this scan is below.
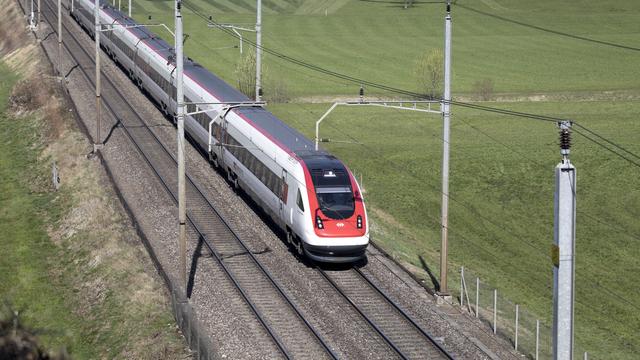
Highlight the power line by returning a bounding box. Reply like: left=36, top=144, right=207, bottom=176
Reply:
left=455, top=116, right=640, bottom=244
left=573, top=128, right=640, bottom=169
left=182, top=0, right=640, bottom=170
left=573, top=122, right=640, bottom=161
left=183, top=2, right=560, bottom=120
left=455, top=3, right=640, bottom=53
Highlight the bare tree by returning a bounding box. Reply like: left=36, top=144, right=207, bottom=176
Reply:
left=235, top=51, right=256, bottom=99
left=414, top=48, right=444, bottom=99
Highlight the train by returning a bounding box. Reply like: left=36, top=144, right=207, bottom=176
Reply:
left=70, top=0, right=369, bottom=263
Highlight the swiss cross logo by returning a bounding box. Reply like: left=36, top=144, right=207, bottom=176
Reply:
left=336, top=223, right=344, bottom=227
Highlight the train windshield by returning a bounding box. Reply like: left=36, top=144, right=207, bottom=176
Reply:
left=316, top=186, right=355, bottom=220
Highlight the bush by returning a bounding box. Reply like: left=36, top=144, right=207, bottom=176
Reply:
left=414, top=49, right=443, bottom=99
left=472, top=78, right=494, bottom=101
left=235, top=51, right=256, bottom=99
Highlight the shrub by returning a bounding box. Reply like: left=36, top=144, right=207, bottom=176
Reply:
left=414, top=49, right=443, bottom=99
left=473, top=78, right=494, bottom=101
left=235, top=51, right=256, bottom=99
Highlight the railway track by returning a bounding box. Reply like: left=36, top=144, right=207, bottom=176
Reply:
left=36, top=1, right=336, bottom=358
left=34, top=1, right=456, bottom=358
left=319, top=267, right=454, bottom=359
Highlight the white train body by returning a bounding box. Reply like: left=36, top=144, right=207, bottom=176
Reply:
left=72, top=0, right=369, bottom=262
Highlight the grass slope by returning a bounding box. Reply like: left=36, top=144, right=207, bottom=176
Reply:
left=132, top=0, right=640, bottom=97
left=0, top=61, right=186, bottom=358
left=0, top=63, right=93, bottom=357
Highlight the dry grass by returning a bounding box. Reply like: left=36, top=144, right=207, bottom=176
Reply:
left=1, top=0, right=188, bottom=357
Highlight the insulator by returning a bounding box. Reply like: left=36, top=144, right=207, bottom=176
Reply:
left=560, top=128, right=571, bottom=151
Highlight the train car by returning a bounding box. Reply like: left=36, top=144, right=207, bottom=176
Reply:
left=71, top=0, right=369, bottom=262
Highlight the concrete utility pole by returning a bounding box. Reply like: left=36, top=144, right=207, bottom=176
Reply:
left=175, top=0, right=187, bottom=292
left=58, top=0, right=62, bottom=80
left=94, top=0, right=102, bottom=152
left=553, top=121, right=576, bottom=360
left=439, top=0, right=452, bottom=296
left=255, top=0, right=262, bottom=102
left=128, top=0, right=131, bottom=17
left=37, top=0, right=40, bottom=25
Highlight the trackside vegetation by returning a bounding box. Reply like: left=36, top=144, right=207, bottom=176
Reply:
left=128, top=0, right=640, bottom=358
left=0, top=57, right=186, bottom=358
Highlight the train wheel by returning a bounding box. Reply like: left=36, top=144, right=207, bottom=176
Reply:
left=210, top=153, right=219, bottom=169
left=232, top=176, right=240, bottom=192
left=286, top=230, right=293, bottom=245
left=294, top=236, right=304, bottom=257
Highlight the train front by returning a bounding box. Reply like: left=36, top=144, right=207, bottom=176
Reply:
left=302, top=156, right=369, bottom=263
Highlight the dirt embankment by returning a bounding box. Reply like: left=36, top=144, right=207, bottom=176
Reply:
left=1, top=1, right=189, bottom=358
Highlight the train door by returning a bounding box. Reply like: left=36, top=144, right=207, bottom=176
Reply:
left=292, top=185, right=306, bottom=238
left=279, top=170, right=289, bottom=226
left=219, top=114, right=229, bottom=168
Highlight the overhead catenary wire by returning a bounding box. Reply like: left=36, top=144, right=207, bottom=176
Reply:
left=181, top=0, right=640, bottom=169
left=455, top=3, right=640, bottom=53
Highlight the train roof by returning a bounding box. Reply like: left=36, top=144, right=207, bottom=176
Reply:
left=101, top=2, right=335, bottom=163
left=235, top=107, right=324, bottom=158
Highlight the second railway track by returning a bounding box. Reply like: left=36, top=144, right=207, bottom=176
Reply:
left=35, top=1, right=456, bottom=358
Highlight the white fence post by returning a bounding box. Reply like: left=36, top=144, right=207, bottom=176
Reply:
left=535, top=319, right=540, bottom=360
left=460, top=266, right=464, bottom=306
left=515, top=304, right=519, bottom=351
left=493, top=289, right=497, bottom=334
left=475, top=277, right=479, bottom=317
left=584, top=352, right=588, bottom=360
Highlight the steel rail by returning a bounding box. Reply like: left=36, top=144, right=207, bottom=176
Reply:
left=36, top=2, right=337, bottom=358
left=319, top=266, right=455, bottom=359
left=353, top=267, right=455, bottom=359
left=317, top=268, right=410, bottom=359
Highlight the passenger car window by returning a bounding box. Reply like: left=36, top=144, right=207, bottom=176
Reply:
left=296, top=189, right=304, bottom=212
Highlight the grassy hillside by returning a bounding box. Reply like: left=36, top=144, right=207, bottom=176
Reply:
left=132, top=0, right=640, bottom=97
left=125, top=0, right=640, bottom=358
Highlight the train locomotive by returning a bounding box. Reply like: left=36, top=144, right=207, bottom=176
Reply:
left=71, top=0, right=369, bottom=262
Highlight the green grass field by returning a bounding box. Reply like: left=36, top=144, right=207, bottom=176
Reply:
left=126, top=0, right=640, bottom=358
left=132, top=0, right=640, bottom=97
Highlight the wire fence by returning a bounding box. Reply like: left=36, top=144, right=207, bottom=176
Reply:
left=459, top=266, right=589, bottom=359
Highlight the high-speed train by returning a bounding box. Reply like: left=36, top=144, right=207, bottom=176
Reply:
left=71, top=0, right=369, bottom=262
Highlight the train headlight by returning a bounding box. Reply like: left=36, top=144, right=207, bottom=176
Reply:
left=357, top=215, right=363, bottom=229
left=316, top=216, right=324, bottom=229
